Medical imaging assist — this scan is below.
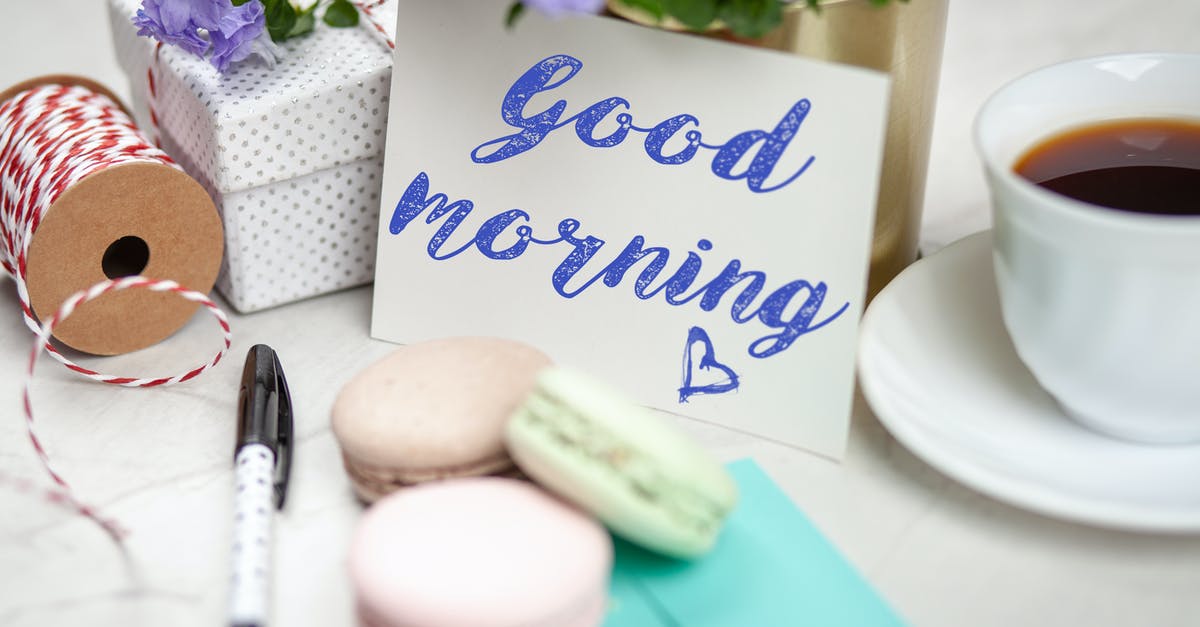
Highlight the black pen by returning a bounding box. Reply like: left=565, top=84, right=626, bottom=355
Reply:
left=230, top=345, right=293, bottom=627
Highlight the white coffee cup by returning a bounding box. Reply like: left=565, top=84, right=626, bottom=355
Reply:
left=974, top=53, right=1200, bottom=444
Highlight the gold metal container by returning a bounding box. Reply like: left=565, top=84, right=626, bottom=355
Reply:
left=609, top=0, right=949, bottom=299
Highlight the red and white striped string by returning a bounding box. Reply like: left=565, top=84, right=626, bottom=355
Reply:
left=0, top=83, right=232, bottom=539
left=354, top=0, right=397, bottom=50
left=23, top=278, right=231, bottom=539
left=145, top=42, right=165, bottom=148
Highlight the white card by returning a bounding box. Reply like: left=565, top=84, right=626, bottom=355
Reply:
left=372, top=0, right=889, bottom=458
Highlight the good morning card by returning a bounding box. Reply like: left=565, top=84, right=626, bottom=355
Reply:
left=372, top=0, right=889, bottom=457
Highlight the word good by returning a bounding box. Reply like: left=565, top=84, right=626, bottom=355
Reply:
left=470, top=55, right=816, bottom=194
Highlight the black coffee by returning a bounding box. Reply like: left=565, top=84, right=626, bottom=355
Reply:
left=1014, top=118, right=1200, bottom=216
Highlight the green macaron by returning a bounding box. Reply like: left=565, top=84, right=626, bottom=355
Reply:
left=505, top=367, right=738, bottom=559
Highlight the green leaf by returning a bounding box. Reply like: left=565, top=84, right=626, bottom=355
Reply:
left=323, top=0, right=360, bottom=28
left=264, top=0, right=298, bottom=42
left=287, top=2, right=318, bottom=39
left=231, top=0, right=252, bottom=5
left=505, top=2, right=525, bottom=29
left=662, top=0, right=718, bottom=31
left=717, top=0, right=782, bottom=39
left=617, top=0, right=665, bottom=21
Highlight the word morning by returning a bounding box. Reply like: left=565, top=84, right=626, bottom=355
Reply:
left=388, top=172, right=848, bottom=359
left=470, top=54, right=816, bottom=194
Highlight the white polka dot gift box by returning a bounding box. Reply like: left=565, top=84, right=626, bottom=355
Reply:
left=107, top=0, right=398, bottom=312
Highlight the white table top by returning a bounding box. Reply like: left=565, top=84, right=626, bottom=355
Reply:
left=3, top=2, right=1200, bottom=626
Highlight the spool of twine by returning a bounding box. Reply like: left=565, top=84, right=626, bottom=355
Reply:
left=0, top=75, right=224, bottom=355
left=0, top=76, right=231, bottom=538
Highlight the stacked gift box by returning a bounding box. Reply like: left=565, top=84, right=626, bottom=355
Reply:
left=107, top=0, right=398, bottom=312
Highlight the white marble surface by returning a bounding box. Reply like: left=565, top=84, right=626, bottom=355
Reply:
left=3, top=2, right=1200, bottom=626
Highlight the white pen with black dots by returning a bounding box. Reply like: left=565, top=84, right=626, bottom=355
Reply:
left=230, top=345, right=293, bottom=627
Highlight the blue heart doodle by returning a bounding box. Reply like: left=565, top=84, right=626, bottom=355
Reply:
left=678, top=326, right=741, bottom=403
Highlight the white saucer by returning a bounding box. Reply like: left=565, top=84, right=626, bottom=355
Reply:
left=858, top=231, right=1200, bottom=533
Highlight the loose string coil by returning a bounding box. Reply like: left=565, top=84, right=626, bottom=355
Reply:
left=24, top=278, right=231, bottom=538
left=0, top=82, right=232, bottom=539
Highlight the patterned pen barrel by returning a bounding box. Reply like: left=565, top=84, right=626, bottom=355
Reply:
left=230, top=345, right=293, bottom=627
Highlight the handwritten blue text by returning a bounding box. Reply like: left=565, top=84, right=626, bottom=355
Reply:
left=389, top=172, right=848, bottom=359
left=470, top=55, right=816, bottom=194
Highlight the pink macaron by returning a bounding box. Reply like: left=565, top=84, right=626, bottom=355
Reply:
left=349, top=477, right=612, bottom=627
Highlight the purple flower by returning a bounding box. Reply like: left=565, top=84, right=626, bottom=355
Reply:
left=133, top=0, right=278, bottom=73
left=522, top=0, right=606, bottom=18
left=209, top=1, right=279, bottom=73
left=133, top=0, right=221, bottom=56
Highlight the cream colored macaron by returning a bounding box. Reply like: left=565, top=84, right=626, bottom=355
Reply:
left=332, top=337, right=551, bottom=502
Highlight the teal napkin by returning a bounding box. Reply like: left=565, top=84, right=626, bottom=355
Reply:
left=604, top=459, right=906, bottom=627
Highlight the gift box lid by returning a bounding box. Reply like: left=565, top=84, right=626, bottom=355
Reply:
left=109, top=0, right=397, bottom=195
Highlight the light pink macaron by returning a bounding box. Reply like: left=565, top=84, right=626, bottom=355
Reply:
left=332, top=337, right=551, bottom=501
left=349, top=477, right=612, bottom=627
